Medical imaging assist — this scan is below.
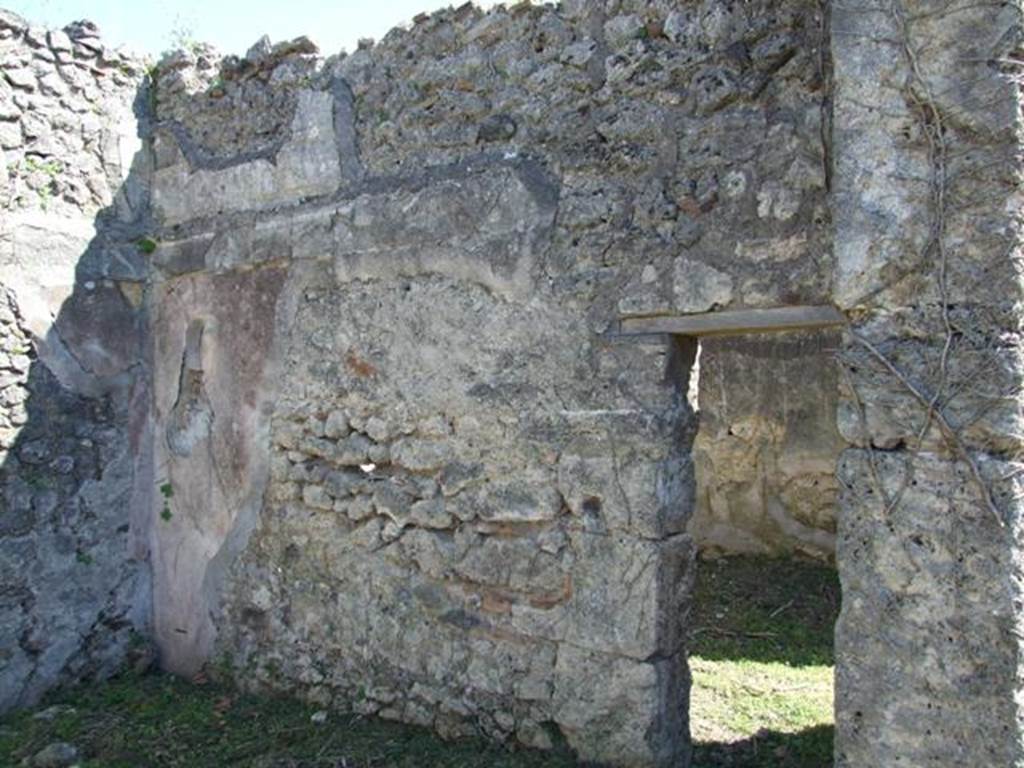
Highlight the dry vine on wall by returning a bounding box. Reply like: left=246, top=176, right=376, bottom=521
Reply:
left=838, top=0, right=1024, bottom=525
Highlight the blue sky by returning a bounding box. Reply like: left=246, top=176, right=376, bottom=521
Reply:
left=7, top=0, right=494, bottom=58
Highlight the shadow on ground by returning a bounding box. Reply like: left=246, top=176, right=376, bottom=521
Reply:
left=689, top=555, right=840, bottom=667
left=692, top=724, right=834, bottom=768
left=0, top=670, right=835, bottom=768
left=0, top=672, right=578, bottom=768
left=1, top=555, right=839, bottom=767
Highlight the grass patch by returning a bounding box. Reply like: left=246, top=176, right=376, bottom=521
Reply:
left=0, top=556, right=838, bottom=767
left=0, top=674, right=575, bottom=768
left=690, top=555, right=840, bottom=666
left=690, top=555, right=840, bottom=768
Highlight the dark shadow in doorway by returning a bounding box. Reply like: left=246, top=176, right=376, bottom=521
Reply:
left=692, top=724, right=834, bottom=768
left=689, top=555, right=839, bottom=667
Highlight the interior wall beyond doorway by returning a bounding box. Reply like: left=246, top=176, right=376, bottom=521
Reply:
left=690, top=331, right=842, bottom=562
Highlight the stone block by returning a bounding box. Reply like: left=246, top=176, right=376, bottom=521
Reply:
left=152, top=91, right=341, bottom=226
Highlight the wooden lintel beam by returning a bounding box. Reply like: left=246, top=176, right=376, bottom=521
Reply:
left=618, top=305, right=847, bottom=337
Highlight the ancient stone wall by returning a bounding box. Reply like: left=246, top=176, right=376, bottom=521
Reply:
left=142, top=1, right=829, bottom=764
left=0, top=11, right=151, bottom=711
left=831, top=0, right=1024, bottom=764
left=2, top=1, right=1023, bottom=766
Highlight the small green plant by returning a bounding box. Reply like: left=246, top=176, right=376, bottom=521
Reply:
left=19, top=157, right=61, bottom=210
left=36, top=184, right=52, bottom=211
left=212, top=651, right=235, bottom=681
left=165, top=16, right=203, bottom=56
left=159, top=481, right=174, bottom=521
left=23, top=157, right=62, bottom=177
left=75, top=551, right=94, bottom=566
left=136, top=237, right=158, bottom=255
left=263, top=658, right=280, bottom=678
left=144, top=64, right=160, bottom=115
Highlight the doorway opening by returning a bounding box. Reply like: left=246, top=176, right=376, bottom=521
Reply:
left=617, top=308, right=846, bottom=767
left=682, top=330, right=841, bottom=766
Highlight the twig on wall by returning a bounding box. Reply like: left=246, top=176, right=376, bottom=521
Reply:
left=837, top=0, right=1016, bottom=528
left=851, top=330, right=1004, bottom=526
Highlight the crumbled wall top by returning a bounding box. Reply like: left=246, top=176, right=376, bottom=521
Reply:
left=149, top=0, right=830, bottom=312
left=333, top=0, right=824, bottom=177
left=0, top=10, right=145, bottom=219
left=154, top=34, right=320, bottom=160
